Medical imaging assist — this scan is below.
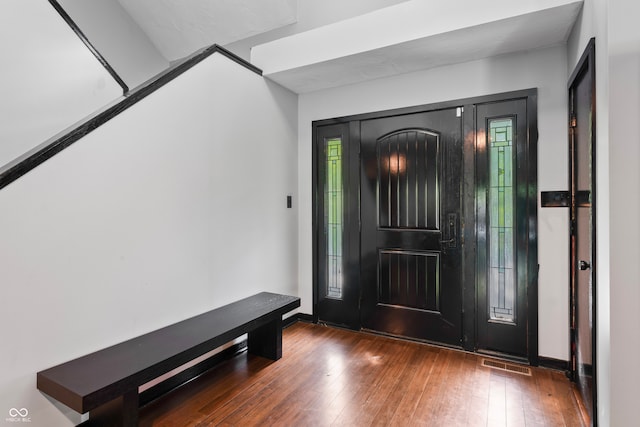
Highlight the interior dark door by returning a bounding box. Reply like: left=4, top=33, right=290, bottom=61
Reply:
left=476, top=98, right=535, bottom=360
left=360, top=108, right=463, bottom=346
left=569, top=39, right=596, bottom=424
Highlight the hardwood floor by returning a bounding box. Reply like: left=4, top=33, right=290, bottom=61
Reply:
left=139, top=322, right=584, bottom=426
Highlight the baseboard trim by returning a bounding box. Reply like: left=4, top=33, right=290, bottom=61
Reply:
left=539, top=356, right=570, bottom=372
left=284, top=313, right=313, bottom=328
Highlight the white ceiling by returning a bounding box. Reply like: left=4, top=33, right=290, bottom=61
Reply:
left=116, top=0, right=297, bottom=61
left=113, top=0, right=583, bottom=94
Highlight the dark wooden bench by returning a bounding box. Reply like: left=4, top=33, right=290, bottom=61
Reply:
left=37, top=292, right=300, bottom=426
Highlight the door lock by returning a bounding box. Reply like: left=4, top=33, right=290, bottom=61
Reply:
left=440, top=213, right=457, bottom=247
left=579, top=260, right=591, bottom=271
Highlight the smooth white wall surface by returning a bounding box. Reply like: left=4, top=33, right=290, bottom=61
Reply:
left=606, top=0, right=640, bottom=424
left=0, top=0, right=122, bottom=170
left=567, top=0, right=593, bottom=71
left=298, top=45, right=570, bottom=360
left=0, top=53, right=297, bottom=426
left=59, top=0, right=170, bottom=89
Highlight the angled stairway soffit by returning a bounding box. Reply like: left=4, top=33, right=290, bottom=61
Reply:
left=117, top=0, right=297, bottom=61
left=251, top=0, right=583, bottom=93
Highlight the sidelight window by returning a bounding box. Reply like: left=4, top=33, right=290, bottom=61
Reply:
left=325, top=137, right=344, bottom=299
left=488, top=118, right=515, bottom=322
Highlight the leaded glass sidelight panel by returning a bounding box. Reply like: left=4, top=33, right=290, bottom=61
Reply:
left=325, top=137, right=344, bottom=299
left=488, top=119, right=515, bottom=322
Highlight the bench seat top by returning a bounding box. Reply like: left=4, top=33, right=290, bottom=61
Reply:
left=37, top=292, right=300, bottom=413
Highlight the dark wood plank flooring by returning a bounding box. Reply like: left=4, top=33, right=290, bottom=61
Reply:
left=139, top=322, right=584, bottom=426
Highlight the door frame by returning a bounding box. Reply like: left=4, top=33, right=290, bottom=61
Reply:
left=568, top=37, right=597, bottom=423
left=312, top=90, right=538, bottom=363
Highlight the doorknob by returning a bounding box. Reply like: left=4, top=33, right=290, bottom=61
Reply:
left=579, top=260, right=591, bottom=271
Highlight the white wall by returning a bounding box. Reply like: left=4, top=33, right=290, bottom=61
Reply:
left=0, top=0, right=122, bottom=170
left=607, top=1, right=640, bottom=421
left=0, top=53, right=297, bottom=426
left=298, top=45, right=570, bottom=361
left=605, top=0, right=640, bottom=424
left=59, top=0, right=170, bottom=89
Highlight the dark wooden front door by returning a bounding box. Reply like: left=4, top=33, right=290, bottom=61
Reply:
left=314, top=91, right=537, bottom=361
left=359, top=109, right=464, bottom=346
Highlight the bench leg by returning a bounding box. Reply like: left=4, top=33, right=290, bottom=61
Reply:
left=248, top=317, right=283, bottom=360
left=84, top=389, right=138, bottom=427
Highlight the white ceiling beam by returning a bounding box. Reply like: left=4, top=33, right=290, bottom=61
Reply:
left=251, top=0, right=583, bottom=93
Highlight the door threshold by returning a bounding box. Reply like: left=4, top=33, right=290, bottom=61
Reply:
left=360, top=327, right=535, bottom=366
left=360, top=328, right=464, bottom=351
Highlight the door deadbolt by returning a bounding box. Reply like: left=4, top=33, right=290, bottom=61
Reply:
left=579, top=260, right=591, bottom=271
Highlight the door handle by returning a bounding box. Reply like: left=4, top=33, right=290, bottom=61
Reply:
left=440, top=213, right=457, bottom=248
left=579, top=260, right=591, bottom=271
